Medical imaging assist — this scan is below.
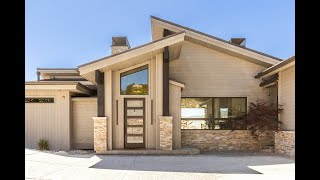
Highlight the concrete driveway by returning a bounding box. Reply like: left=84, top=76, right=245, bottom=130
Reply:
left=25, top=149, right=294, bottom=180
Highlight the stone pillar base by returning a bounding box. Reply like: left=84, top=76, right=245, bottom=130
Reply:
left=275, top=131, right=295, bottom=156
left=93, top=117, right=107, bottom=153
left=159, top=116, right=173, bottom=150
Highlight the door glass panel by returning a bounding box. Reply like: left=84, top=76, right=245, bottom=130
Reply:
left=127, top=100, right=143, bottom=107
left=127, top=127, right=143, bottom=134
left=127, top=118, right=143, bottom=126
left=127, top=109, right=143, bottom=116
left=125, top=98, right=145, bottom=148
left=127, top=136, right=143, bottom=143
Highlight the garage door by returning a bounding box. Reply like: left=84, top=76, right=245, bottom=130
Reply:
left=72, top=97, right=97, bottom=149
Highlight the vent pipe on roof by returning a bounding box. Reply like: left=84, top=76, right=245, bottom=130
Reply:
left=111, top=37, right=130, bottom=55
left=230, top=38, right=246, bottom=47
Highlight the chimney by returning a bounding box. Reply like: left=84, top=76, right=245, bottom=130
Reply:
left=230, top=38, right=246, bottom=47
left=111, top=37, right=130, bottom=54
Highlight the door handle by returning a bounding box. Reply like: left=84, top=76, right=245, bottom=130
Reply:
left=116, top=100, right=118, bottom=125
left=151, top=99, right=153, bottom=125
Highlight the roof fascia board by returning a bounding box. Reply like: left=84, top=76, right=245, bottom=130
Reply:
left=152, top=18, right=281, bottom=65
left=25, top=82, right=92, bottom=95
left=25, top=84, right=78, bottom=91
left=37, top=68, right=78, bottom=73
left=255, top=60, right=295, bottom=79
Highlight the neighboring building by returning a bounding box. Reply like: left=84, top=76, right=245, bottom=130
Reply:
left=25, top=16, right=295, bottom=156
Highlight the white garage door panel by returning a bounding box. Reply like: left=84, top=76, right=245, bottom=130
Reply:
left=72, top=98, right=97, bottom=149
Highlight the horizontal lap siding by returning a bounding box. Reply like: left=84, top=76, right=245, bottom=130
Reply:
left=280, top=66, right=295, bottom=130
left=25, top=90, right=71, bottom=150
left=72, top=98, right=97, bottom=149
left=169, top=41, right=269, bottom=104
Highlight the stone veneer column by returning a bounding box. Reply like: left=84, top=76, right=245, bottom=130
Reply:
left=159, top=116, right=173, bottom=150
left=92, top=117, right=107, bottom=153
left=275, top=131, right=295, bottom=156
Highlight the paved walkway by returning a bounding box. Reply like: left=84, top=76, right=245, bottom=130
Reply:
left=25, top=149, right=294, bottom=180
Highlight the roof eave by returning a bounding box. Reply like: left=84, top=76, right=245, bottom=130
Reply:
left=255, top=56, right=295, bottom=79
left=78, top=31, right=186, bottom=75
left=25, top=81, right=92, bottom=95
left=151, top=16, right=282, bottom=65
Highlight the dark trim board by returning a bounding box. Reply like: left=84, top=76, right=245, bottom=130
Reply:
left=259, top=74, right=278, bottom=87
left=95, top=70, right=105, bottom=117
left=163, top=45, right=169, bottom=116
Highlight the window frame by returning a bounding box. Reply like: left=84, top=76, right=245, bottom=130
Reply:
left=25, top=97, right=55, bottom=103
left=181, top=97, right=247, bottom=130
left=120, top=64, right=149, bottom=96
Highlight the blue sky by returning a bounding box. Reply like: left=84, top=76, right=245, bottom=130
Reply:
left=26, top=0, right=294, bottom=81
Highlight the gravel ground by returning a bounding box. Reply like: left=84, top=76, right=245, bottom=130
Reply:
left=28, top=149, right=95, bottom=155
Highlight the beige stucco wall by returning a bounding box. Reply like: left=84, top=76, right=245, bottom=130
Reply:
left=25, top=90, right=71, bottom=150
left=279, top=66, right=295, bottom=130
left=170, top=41, right=270, bottom=104
left=169, top=83, right=182, bottom=149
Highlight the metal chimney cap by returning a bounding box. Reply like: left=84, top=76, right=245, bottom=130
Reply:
left=112, top=37, right=130, bottom=48
left=230, top=38, right=246, bottom=47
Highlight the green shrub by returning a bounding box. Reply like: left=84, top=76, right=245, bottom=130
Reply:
left=38, top=139, right=49, bottom=150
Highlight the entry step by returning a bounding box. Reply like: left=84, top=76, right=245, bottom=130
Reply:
left=96, top=147, right=200, bottom=155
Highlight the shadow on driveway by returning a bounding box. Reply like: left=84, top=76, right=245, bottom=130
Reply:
left=90, top=154, right=294, bottom=174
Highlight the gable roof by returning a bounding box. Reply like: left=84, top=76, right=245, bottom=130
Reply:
left=255, top=56, right=295, bottom=79
left=78, top=32, right=185, bottom=71
left=151, top=16, right=282, bottom=66
left=37, top=68, right=82, bottom=80
left=78, top=31, right=185, bottom=82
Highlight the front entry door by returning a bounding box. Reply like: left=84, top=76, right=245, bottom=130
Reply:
left=124, top=98, right=145, bottom=149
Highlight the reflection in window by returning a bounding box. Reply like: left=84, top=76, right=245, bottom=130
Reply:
left=181, top=98, right=213, bottom=129
left=214, top=98, right=246, bottom=119
left=181, top=120, right=210, bottom=129
left=220, top=108, right=229, bottom=118
left=120, top=65, right=148, bottom=95
left=181, top=97, right=246, bottom=130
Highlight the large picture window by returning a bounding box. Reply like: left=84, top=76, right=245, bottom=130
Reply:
left=120, top=65, right=148, bottom=95
left=181, top=97, right=247, bottom=130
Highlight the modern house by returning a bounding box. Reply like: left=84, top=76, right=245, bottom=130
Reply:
left=25, top=16, right=295, bottom=156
